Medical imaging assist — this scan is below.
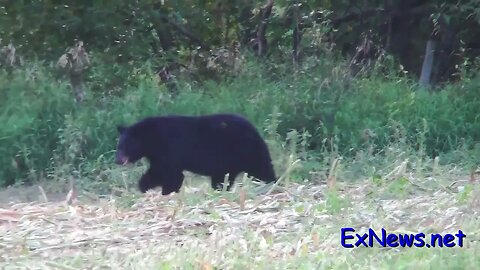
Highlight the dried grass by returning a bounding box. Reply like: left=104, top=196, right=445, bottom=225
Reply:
left=0, top=173, right=479, bottom=269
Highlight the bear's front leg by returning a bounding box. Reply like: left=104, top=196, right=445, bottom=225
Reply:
left=159, top=171, right=185, bottom=195
left=138, top=170, right=161, bottom=193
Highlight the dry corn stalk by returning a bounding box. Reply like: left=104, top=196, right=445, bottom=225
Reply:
left=57, top=41, right=90, bottom=102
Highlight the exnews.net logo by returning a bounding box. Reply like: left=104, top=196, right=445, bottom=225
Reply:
left=341, top=228, right=466, bottom=248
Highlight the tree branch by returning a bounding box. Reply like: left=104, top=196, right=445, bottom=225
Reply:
left=152, top=12, right=211, bottom=51
left=330, top=8, right=384, bottom=26
left=254, top=0, right=274, bottom=57
left=313, top=3, right=434, bottom=27
left=167, top=19, right=211, bottom=51
left=292, top=3, right=302, bottom=66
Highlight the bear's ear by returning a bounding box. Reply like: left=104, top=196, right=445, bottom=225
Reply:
left=117, top=125, right=126, bottom=134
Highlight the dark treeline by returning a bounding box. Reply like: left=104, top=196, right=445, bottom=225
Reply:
left=1, top=1, right=480, bottom=87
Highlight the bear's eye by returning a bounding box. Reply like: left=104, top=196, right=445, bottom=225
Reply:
left=122, top=136, right=143, bottom=158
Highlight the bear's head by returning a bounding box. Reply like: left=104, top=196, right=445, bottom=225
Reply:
left=115, top=125, right=145, bottom=165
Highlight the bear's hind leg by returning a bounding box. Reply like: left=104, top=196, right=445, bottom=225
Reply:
left=247, top=164, right=277, bottom=184
left=210, top=172, right=239, bottom=191
left=211, top=176, right=223, bottom=191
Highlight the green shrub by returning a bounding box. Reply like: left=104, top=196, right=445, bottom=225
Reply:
left=0, top=67, right=74, bottom=186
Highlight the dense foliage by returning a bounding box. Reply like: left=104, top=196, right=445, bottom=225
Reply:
left=2, top=1, right=480, bottom=84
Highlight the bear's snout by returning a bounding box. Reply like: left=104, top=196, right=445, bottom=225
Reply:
left=115, top=154, right=129, bottom=165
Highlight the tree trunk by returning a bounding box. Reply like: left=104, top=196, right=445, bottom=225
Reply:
left=292, top=3, right=302, bottom=67
left=419, top=39, right=436, bottom=87
left=431, top=19, right=458, bottom=84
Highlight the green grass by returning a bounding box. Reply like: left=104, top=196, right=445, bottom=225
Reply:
left=2, top=59, right=480, bottom=187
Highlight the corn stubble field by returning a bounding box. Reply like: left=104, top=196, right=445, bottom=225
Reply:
left=1, top=156, right=479, bottom=270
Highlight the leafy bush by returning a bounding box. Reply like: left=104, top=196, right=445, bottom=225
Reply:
left=0, top=67, right=74, bottom=185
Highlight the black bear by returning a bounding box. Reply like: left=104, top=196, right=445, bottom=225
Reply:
left=115, top=113, right=277, bottom=195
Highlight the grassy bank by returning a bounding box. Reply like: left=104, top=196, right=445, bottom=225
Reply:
left=1, top=60, right=480, bottom=189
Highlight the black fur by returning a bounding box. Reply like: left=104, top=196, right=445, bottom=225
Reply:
left=115, top=113, right=277, bottom=195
